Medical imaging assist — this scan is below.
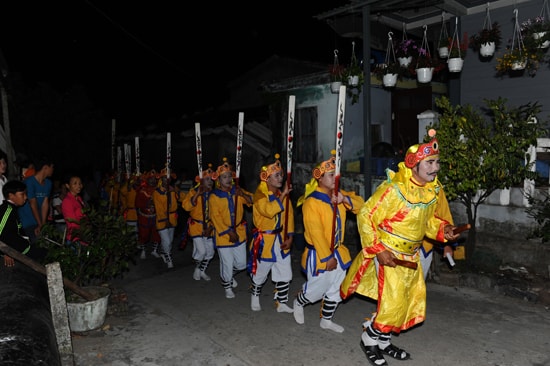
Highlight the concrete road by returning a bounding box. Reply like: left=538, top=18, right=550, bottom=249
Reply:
left=71, top=245, right=550, bottom=366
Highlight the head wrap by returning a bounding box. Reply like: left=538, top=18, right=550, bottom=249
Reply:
left=260, top=154, right=283, bottom=182
left=297, top=150, right=336, bottom=206
left=404, top=129, right=439, bottom=168
left=312, top=150, right=336, bottom=180
left=211, top=157, right=235, bottom=181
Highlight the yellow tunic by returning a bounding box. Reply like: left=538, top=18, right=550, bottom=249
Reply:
left=250, top=183, right=295, bottom=260
left=421, top=187, right=454, bottom=254
left=119, top=184, right=138, bottom=222
left=341, top=163, right=452, bottom=334
left=182, top=187, right=213, bottom=238
left=301, top=188, right=363, bottom=274
left=152, top=188, right=179, bottom=230
left=209, top=186, right=252, bottom=247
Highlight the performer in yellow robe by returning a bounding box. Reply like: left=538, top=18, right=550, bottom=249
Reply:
left=341, top=132, right=459, bottom=366
left=209, top=158, right=253, bottom=299
left=292, top=151, right=364, bottom=333
left=248, top=154, right=294, bottom=313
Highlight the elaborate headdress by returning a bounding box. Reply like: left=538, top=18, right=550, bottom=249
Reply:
left=260, top=154, right=283, bottom=182
left=195, top=163, right=215, bottom=183
left=297, top=150, right=336, bottom=206
left=211, top=157, right=235, bottom=180
left=404, top=129, right=439, bottom=168
left=312, top=150, right=336, bottom=179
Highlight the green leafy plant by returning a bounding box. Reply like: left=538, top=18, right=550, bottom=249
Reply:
left=525, top=191, right=550, bottom=243
left=495, top=46, right=544, bottom=77
left=470, top=21, right=502, bottom=51
left=38, top=207, right=138, bottom=288
left=431, top=96, right=549, bottom=262
left=372, top=62, right=403, bottom=80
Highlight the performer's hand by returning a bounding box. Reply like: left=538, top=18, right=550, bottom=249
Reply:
left=326, top=257, right=338, bottom=271
left=376, top=250, right=397, bottom=267
left=3, top=255, right=14, bottom=267
left=444, top=224, right=460, bottom=241
left=203, top=226, right=213, bottom=237
left=280, top=236, right=293, bottom=250
left=228, top=230, right=239, bottom=243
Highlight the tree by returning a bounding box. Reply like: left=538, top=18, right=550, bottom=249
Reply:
left=431, top=96, right=548, bottom=262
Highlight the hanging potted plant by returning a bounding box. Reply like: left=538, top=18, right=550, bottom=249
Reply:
left=345, top=41, right=362, bottom=87
left=395, top=38, right=419, bottom=67
left=373, top=31, right=403, bottom=88
left=496, top=9, right=545, bottom=77
left=470, top=4, right=502, bottom=58
left=412, top=25, right=445, bottom=83
left=329, top=49, right=345, bottom=93
left=447, top=31, right=469, bottom=73
left=521, top=16, right=550, bottom=49
left=438, top=14, right=450, bottom=58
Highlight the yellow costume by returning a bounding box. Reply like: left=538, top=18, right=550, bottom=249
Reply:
left=182, top=186, right=212, bottom=238
left=209, top=186, right=252, bottom=247
left=341, top=162, right=452, bottom=333
left=152, top=187, right=179, bottom=230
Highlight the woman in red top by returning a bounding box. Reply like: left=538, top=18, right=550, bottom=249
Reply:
left=61, top=174, right=86, bottom=246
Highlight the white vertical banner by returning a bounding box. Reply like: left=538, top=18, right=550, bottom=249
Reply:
left=286, top=95, right=295, bottom=181
left=235, top=112, right=244, bottom=181
left=111, top=119, right=116, bottom=171
left=135, top=137, right=140, bottom=175
left=195, top=123, right=203, bottom=179
left=166, top=132, right=171, bottom=178
left=124, top=143, right=131, bottom=178
left=334, top=85, right=346, bottom=178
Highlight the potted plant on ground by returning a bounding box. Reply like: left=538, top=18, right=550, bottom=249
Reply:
left=470, top=21, right=502, bottom=57
left=38, top=207, right=138, bottom=331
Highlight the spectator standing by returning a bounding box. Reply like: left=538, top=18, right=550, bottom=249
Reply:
left=182, top=164, right=215, bottom=281
left=1, top=180, right=48, bottom=267
left=50, top=179, right=68, bottom=234
left=0, top=150, right=8, bottom=202
left=292, top=151, right=364, bottom=333
left=61, top=174, right=87, bottom=247
left=17, top=157, right=54, bottom=243
left=209, top=158, right=253, bottom=299
left=248, top=154, right=294, bottom=313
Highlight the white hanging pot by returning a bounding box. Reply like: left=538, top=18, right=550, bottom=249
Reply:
left=398, top=56, right=412, bottom=67
left=438, top=46, right=449, bottom=58
left=533, top=32, right=550, bottom=48
left=330, top=81, right=342, bottom=93
left=416, top=67, right=433, bottom=83
left=447, top=57, right=464, bottom=72
left=382, top=73, right=398, bottom=87
left=348, top=75, right=359, bottom=86
left=511, top=60, right=526, bottom=71
left=480, top=42, right=496, bottom=57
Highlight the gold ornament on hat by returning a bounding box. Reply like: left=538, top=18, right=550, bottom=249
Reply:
left=260, top=153, right=283, bottom=182
left=195, top=163, right=215, bottom=183
left=312, top=150, right=336, bottom=179
left=212, top=157, right=235, bottom=180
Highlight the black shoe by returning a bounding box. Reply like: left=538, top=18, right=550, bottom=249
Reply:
left=360, top=342, right=387, bottom=366
left=380, top=343, right=411, bottom=360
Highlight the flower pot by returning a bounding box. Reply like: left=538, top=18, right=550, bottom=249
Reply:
left=447, top=57, right=464, bottom=72
left=398, top=56, right=412, bottom=67
left=533, top=32, right=550, bottom=48
left=382, top=73, right=397, bottom=87
left=415, top=67, right=433, bottom=83
left=330, top=81, right=342, bottom=93
left=511, top=60, right=526, bottom=71
left=347, top=75, right=359, bottom=87
left=66, top=286, right=111, bottom=332
left=438, top=46, right=449, bottom=58
left=480, top=42, right=496, bottom=57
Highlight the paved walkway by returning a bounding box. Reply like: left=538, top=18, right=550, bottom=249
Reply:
left=71, top=245, right=550, bottom=366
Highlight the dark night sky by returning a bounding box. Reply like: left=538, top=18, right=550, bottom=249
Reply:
left=1, top=1, right=349, bottom=133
